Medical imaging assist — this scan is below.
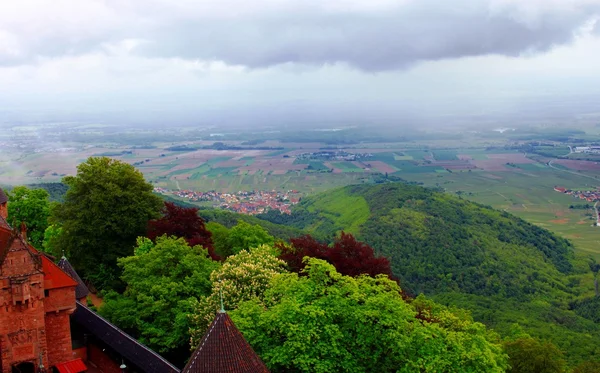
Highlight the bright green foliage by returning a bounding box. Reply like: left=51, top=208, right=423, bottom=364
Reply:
left=134, top=236, right=155, bottom=256
left=504, top=337, right=566, bottom=373
left=100, top=236, right=219, bottom=353
left=42, top=224, right=62, bottom=256
left=189, top=244, right=287, bottom=345
left=6, top=186, right=50, bottom=247
left=231, top=258, right=508, bottom=373
left=226, top=221, right=275, bottom=256
left=205, top=221, right=230, bottom=257
left=50, top=157, right=163, bottom=290
left=266, top=183, right=600, bottom=364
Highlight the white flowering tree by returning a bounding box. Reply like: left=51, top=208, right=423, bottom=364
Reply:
left=189, top=244, right=287, bottom=346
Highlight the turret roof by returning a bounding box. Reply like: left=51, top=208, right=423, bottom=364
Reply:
left=182, top=311, right=269, bottom=373
left=58, top=256, right=90, bottom=299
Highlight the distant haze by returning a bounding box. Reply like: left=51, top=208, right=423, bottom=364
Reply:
left=1, top=0, right=600, bottom=128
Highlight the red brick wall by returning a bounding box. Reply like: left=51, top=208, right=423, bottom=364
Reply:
left=44, top=312, right=73, bottom=367
left=0, top=204, right=7, bottom=219
left=44, top=287, right=76, bottom=313
left=88, top=344, right=123, bottom=373
left=0, top=303, right=48, bottom=373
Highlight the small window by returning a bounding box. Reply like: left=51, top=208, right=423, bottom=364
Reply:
left=44, top=290, right=50, bottom=297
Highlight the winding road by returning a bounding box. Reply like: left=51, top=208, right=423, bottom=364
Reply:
left=547, top=159, right=599, bottom=181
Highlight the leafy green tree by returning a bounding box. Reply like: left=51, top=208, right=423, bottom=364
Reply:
left=231, top=258, right=508, bottom=373
left=206, top=221, right=230, bottom=258
left=589, top=260, right=599, bottom=297
left=503, top=337, right=566, bottom=373
left=100, top=236, right=219, bottom=354
left=42, top=224, right=62, bottom=256
left=50, top=157, right=163, bottom=290
left=573, top=361, right=600, bottom=373
left=225, top=221, right=275, bottom=256
left=189, top=244, right=287, bottom=344
left=6, top=186, right=50, bottom=247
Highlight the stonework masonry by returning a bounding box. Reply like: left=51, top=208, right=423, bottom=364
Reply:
left=1, top=193, right=77, bottom=373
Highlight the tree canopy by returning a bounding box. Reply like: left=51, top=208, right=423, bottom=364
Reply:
left=231, top=258, right=508, bottom=373
left=100, top=235, right=219, bottom=354
left=6, top=186, right=50, bottom=248
left=189, top=244, right=287, bottom=344
left=503, top=337, right=566, bottom=373
left=278, top=232, right=394, bottom=279
left=50, top=157, right=163, bottom=290
left=148, top=202, right=217, bottom=259
left=224, top=221, right=275, bottom=256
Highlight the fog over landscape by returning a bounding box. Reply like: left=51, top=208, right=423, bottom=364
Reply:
left=2, top=0, right=600, bottom=127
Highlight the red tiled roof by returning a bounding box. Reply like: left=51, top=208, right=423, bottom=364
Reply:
left=0, top=188, right=7, bottom=204
left=55, top=358, right=87, bottom=373
left=183, top=312, right=269, bottom=373
left=43, top=255, right=78, bottom=290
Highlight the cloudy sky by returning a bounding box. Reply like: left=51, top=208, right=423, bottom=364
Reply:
left=1, top=0, right=600, bottom=127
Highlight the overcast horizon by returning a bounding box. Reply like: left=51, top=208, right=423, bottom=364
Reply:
left=2, top=0, right=600, bottom=127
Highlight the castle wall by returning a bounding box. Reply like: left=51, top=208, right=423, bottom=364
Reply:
left=44, top=311, right=74, bottom=367
left=44, top=287, right=76, bottom=314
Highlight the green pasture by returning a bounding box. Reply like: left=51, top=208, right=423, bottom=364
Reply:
left=432, top=150, right=458, bottom=160
left=266, top=149, right=292, bottom=157
left=402, top=168, right=600, bottom=260
left=331, top=161, right=363, bottom=172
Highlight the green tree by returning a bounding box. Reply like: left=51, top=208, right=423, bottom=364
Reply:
left=573, top=361, right=600, bottom=373
left=42, top=224, right=63, bottom=256
left=7, top=186, right=50, bottom=247
left=50, top=157, right=163, bottom=290
left=189, top=244, right=287, bottom=344
left=225, top=221, right=275, bottom=256
left=206, top=221, right=230, bottom=258
left=231, top=258, right=508, bottom=373
left=100, top=236, right=219, bottom=354
left=503, top=337, right=566, bottom=373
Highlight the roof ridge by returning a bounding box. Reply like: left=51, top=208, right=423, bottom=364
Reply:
left=73, top=301, right=180, bottom=372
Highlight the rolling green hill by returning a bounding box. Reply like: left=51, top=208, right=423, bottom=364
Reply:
left=257, top=183, right=600, bottom=365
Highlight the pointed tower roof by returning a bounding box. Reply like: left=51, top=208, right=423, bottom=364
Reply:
left=58, top=256, right=90, bottom=299
left=182, top=312, right=270, bottom=373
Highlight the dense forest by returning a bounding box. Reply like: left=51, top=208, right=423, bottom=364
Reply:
left=8, top=162, right=600, bottom=371
left=257, top=183, right=600, bottom=365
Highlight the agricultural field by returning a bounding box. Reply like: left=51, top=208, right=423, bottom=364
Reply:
left=2, top=123, right=600, bottom=259
left=401, top=167, right=600, bottom=260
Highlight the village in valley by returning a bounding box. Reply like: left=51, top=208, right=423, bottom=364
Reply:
left=553, top=186, right=600, bottom=203
left=154, top=187, right=302, bottom=215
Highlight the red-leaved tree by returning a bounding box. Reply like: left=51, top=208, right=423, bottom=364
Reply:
left=147, top=202, right=219, bottom=260
left=278, top=232, right=394, bottom=279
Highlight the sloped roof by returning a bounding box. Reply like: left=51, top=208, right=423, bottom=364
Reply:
left=42, top=255, right=78, bottom=290
left=71, top=302, right=180, bottom=373
left=0, top=188, right=7, bottom=204
left=182, top=311, right=270, bottom=373
left=58, top=256, right=90, bottom=299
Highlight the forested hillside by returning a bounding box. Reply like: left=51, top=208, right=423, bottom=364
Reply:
left=257, top=183, right=600, bottom=364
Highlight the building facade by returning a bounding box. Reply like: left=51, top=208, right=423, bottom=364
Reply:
left=0, top=189, right=78, bottom=373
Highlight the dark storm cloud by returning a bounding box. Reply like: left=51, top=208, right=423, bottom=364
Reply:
left=131, top=0, right=600, bottom=70
left=2, top=0, right=600, bottom=70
